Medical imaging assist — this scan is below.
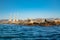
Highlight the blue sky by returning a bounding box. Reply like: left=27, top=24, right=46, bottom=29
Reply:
left=0, top=0, right=60, bottom=19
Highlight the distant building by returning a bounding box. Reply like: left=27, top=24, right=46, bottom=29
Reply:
left=32, top=19, right=45, bottom=23
left=8, top=16, right=19, bottom=24
left=27, top=18, right=34, bottom=24
left=9, top=18, right=12, bottom=22
left=54, top=19, right=60, bottom=23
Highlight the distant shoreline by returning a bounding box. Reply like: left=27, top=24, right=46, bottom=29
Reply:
left=0, top=18, right=60, bottom=26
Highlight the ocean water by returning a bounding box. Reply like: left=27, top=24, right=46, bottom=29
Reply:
left=0, top=24, right=60, bottom=40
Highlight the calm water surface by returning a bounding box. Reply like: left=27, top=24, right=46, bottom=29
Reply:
left=0, top=24, right=60, bottom=40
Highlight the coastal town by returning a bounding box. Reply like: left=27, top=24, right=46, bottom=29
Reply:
left=0, top=17, right=60, bottom=26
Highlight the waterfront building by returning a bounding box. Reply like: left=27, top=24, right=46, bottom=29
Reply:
left=54, top=19, right=60, bottom=23
left=27, top=18, right=34, bottom=24
left=8, top=16, right=19, bottom=24
left=33, top=19, right=45, bottom=23
left=53, top=19, right=60, bottom=25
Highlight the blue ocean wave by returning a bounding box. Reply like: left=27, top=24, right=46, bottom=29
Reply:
left=0, top=24, right=60, bottom=40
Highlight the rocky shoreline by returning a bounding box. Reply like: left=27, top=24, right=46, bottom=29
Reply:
left=18, top=21, right=60, bottom=26
left=0, top=18, right=60, bottom=26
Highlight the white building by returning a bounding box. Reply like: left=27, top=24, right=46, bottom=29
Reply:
left=54, top=19, right=60, bottom=23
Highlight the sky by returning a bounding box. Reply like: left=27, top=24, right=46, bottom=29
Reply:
left=0, top=0, right=60, bottom=19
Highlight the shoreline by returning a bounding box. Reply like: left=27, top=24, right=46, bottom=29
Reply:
left=0, top=18, right=60, bottom=26
left=0, top=23, right=60, bottom=27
